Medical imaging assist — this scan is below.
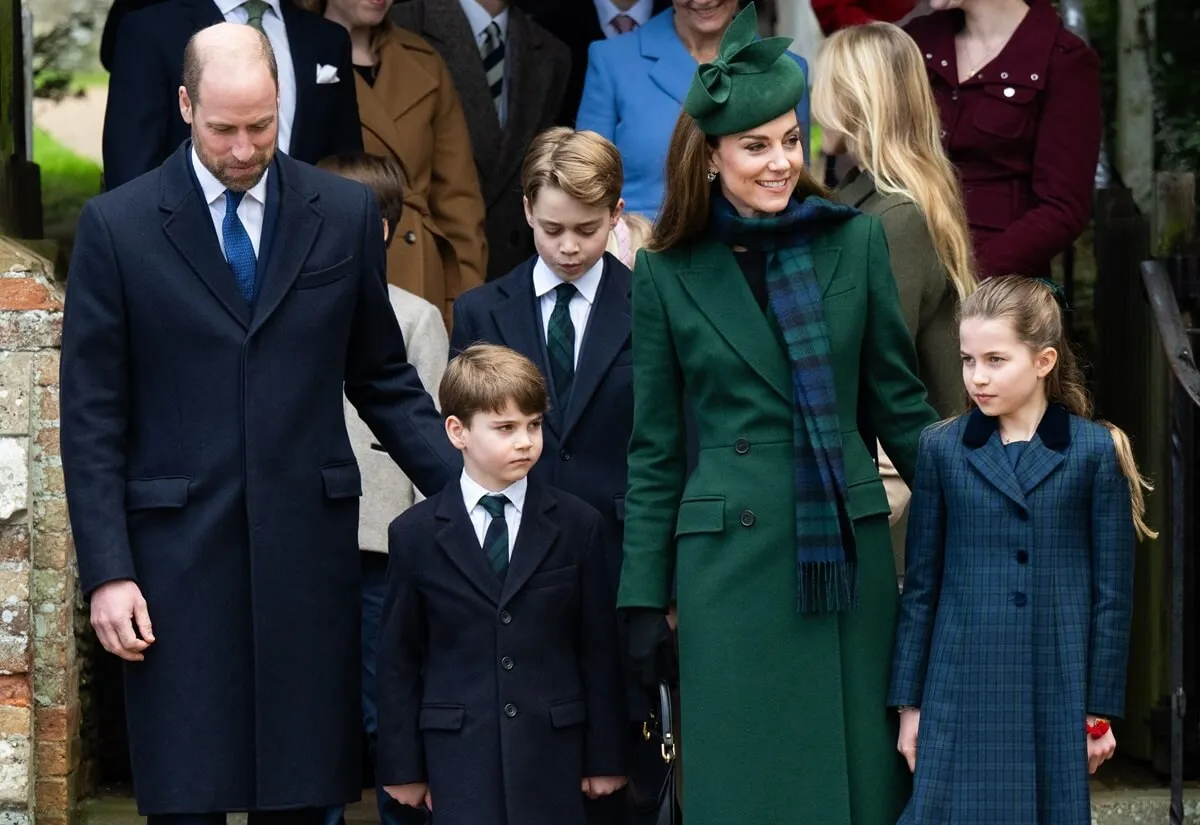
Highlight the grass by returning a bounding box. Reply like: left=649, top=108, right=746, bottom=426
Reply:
left=33, top=126, right=102, bottom=263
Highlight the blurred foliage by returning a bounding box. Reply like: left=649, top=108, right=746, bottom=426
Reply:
left=31, top=9, right=97, bottom=100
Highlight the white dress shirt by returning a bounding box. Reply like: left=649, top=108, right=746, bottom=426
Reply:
left=458, top=0, right=510, bottom=126
left=533, top=256, right=604, bottom=369
left=592, top=0, right=654, bottom=37
left=461, top=471, right=527, bottom=561
left=215, top=0, right=297, bottom=154
left=192, top=148, right=269, bottom=258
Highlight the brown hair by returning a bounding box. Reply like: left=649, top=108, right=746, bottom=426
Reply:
left=521, top=127, right=624, bottom=211
left=961, top=276, right=1158, bottom=540
left=651, top=111, right=826, bottom=251
left=293, top=0, right=392, bottom=56
left=440, top=344, right=548, bottom=425
left=317, top=153, right=407, bottom=238
left=183, top=26, right=279, bottom=106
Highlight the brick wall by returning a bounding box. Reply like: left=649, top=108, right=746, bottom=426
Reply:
left=0, top=237, right=77, bottom=825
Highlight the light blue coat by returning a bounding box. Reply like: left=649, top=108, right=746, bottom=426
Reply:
left=577, top=8, right=810, bottom=219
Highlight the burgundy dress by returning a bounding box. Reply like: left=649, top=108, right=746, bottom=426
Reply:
left=907, top=1, right=1101, bottom=279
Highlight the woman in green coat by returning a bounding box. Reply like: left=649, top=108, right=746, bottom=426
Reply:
left=619, top=5, right=939, bottom=823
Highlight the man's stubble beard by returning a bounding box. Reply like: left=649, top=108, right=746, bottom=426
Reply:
left=193, top=130, right=276, bottom=193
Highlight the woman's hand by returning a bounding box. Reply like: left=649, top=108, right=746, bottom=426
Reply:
left=897, top=707, right=920, bottom=773
left=1087, top=716, right=1117, bottom=774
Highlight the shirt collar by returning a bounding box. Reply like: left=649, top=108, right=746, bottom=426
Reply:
left=461, top=470, right=528, bottom=514
left=191, top=147, right=270, bottom=209
left=592, top=0, right=654, bottom=28
left=458, top=0, right=509, bottom=40
left=215, top=0, right=281, bottom=18
left=532, top=255, right=604, bottom=305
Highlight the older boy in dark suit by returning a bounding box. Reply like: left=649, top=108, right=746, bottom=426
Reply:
left=376, top=345, right=627, bottom=825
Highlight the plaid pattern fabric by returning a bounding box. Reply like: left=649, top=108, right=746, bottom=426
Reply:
left=479, top=494, right=509, bottom=579
left=890, top=406, right=1137, bottom=825
left=710, top=193, right=859, bottom=613
left=546, top=282, right=576, bottom=401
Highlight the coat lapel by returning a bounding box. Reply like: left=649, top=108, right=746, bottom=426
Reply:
left=561, top=257, right=630, bottom=440
left=1015, top=402, right=1071, bottom=494
left=159, top=145, right=251, bottom=329
left=435, top=488, right=503, bottom=604
left=492, top=267, right=562, bottom=437
left=496, top=10, right=553, bottom=182
left=642, top=11, right=695, bottom=106
left=249, top=156, right=321, bottom=335
left=499, top=482, right=560, bottom=608
left=678, top=242, right=791, bottom=403
left=961, top=405, right=1073, bottom=509
left=360, top=35, right=438, bottom=171
left=964, top=432, right=1027, bottom=511
left=281, top=1, right=317, bottom=141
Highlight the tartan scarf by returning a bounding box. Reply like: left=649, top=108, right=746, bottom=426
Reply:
left=710, top=192, right=861, bottom=613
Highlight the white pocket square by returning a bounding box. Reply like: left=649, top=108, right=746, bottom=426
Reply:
left=316, top=64, right=340, bottom=84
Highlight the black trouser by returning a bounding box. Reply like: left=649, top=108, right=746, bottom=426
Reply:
left=149, top=809, right=326, bottom=825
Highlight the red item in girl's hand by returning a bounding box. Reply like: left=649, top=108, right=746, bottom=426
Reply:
left=1086, top=718, right=1111, bottom=739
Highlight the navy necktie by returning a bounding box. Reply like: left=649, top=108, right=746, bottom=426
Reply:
left=222, top=190, right=257, bottom=306
left=479, top=494, right=510, bottom=579
left=547, top=282, right=577, bottom=400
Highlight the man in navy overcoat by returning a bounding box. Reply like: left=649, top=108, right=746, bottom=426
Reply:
left=60, top=23, right=459, bottom=824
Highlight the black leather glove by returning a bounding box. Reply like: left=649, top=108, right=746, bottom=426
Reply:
left=623, top=608, right=676, bottom=690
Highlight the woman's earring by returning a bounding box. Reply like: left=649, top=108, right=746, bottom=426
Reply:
left=707, top=168, right=717, bottom=183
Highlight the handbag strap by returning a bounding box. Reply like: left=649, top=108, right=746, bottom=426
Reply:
left=642, top=679, right=677, bottom=764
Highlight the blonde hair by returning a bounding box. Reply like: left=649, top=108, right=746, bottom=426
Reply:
left=440, top=345, right=548, bottom=425
left=522, top=127, right=624, bottom=211
left=652, top=112, right=825, bottom=251
left=812, top=23, right=977, bottom=300
left=962, top=277, right=1157, bottom=540
left=606, top=213, right=653, bottom=268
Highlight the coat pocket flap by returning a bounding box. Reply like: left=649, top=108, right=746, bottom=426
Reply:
left=418, top=705, right=465, bottom=731
left=674, top=497, right=725, bottom=537
left=320, top=463, right=363, bottom=499
left=125, top=477, right=190, bottom=511
left=845, top=479, right=892, bottom=522
left=549, top=698, right=587, bottom=729
left=295, top=257, right=354, bottom=290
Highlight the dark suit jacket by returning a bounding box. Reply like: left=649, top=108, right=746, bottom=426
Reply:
left=906, top=1, right=1101, bottom=278
left=513, top=0, right=670, bottom=126
left=390, top=0, right=570, bottom=280
left=60, top=144, right=459, bottom=814
left=449, top=254, right=632, bottom=589
left=376, top=480, right=627, bottom=825
left=101, top=0, right=363, bottom=189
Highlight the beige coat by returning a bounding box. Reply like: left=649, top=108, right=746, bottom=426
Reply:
left=356, top=25, right=488, bottom=324
left=345, top=285, right=449, bottom=553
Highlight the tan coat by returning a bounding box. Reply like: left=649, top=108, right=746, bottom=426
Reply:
left=356, top=25, right=488, bottom=323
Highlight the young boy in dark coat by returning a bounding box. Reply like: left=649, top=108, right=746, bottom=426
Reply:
left=376, top=344, right=627, bottom=825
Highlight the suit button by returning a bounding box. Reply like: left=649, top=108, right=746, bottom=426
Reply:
left=560, top=449, right=572, bottom=461
left=734, top=438, right=750, bottom=455
left=740, top=510, right=756, bottom=527
left=499, top=610, right=512, bottom=625
left=403, top=231, right=417, bottom=245
left=1013, top=592, right=1027, bottom=607
left=504, top=703, right=518, bottom=718
left=1016, top=550, right=1029, bottom=564
left=501, top=656, right=514, bottom=671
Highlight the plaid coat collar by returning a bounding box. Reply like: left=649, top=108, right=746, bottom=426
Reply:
left=962, top=402, right=1072, bottom=513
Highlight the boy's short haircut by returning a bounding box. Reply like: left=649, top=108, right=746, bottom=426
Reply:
left=441, top=344, right=548, bottom=424
left=317, top=152, right=407, bottom=233
left=521, top=127, right=624, bottom=211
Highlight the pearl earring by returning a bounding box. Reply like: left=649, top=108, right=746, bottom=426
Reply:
left=707, top=169, right=717, bottom=183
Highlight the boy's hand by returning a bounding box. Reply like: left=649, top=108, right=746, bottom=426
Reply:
left=582, top=776, right=628, bottom=799
left=897, top=707, right=920, bottom=773
left=1087, top=716, right=1117, bottom=774
left=383, top=783, right=429, bottom=809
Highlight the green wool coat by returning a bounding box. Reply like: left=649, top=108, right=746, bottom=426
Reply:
left=619, top=213, right=939, bottom=825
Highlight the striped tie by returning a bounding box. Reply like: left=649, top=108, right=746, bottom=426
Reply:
left=479, top=494, right=510, bottom=579
left=547, top=282, right=577, bottom=401
left=240, top=0, right=269, bottom=32
left=480, top=21, right=505, bottom=116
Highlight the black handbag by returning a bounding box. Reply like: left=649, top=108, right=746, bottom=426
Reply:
left=641, top=680, right=681, bottom=825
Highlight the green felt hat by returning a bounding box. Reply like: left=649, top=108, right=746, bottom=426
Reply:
left=683, top=2, right=807, bottom=137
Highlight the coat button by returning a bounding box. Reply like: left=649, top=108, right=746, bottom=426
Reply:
left=1003, top=87, right=1015, bottom=98
left=560, top=449, right=572, bottom=461
left=740, top=510, right=756, bottom=527
left=504, top=703, right=518, bottom=718
left=499, top=610, right=512, bottom=625
left=403, top=230, right=417, bottom=245
left=951, top=90, right=959, bottom=101
left=734, top=438, right=750, bottom=455
left=501, top=656, right=514, bottom=671
left=1016, top=550, right=1029, bottom=564
left=1013, top=592, right=1027, bottom=607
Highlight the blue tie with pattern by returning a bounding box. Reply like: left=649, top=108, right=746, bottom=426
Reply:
left=222, top=190, right=257, bottom=306
left=479, top=494, right=510, bottom=579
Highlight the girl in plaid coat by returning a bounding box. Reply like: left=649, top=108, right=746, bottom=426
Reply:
left=889, top=276, right=1156, bottom=825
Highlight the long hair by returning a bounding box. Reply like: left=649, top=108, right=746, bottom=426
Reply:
left=293, top=0, right=391, bottom=56
left=961, top=277, right=1157, bottom=540
left=811, top=23, right=976, bottom=299
left=651, top=112, right=826, bottom=252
